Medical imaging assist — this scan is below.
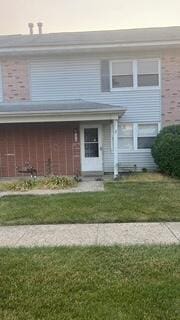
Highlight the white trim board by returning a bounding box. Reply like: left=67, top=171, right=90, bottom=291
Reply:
left=0, top=111, right=124, bottom=124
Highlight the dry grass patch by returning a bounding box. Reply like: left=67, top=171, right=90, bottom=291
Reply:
left=0, top=176, right=77, bottom=192
left=120, top=172, right=177, bottom=182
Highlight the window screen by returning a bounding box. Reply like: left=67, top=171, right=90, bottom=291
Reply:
left=137, top=60, right=159, bottom=87
left=138, top=124, right=158, bottom=149
left=84, top=128, right=99, bottom=157
left=118, top=124, right=133, bottom=150
left=112, top=61, right=133, bottom=88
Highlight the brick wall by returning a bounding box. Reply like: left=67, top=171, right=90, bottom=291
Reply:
left=161, top=50, right=180, bottom=126
left=1, top=58, right=30, bottom=102
left=0, top=123, right=80, bottom=177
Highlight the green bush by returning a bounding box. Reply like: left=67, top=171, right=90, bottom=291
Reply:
left=0, top=176, right=77, bottom=192
left=151, top=125, right=180, bottom=178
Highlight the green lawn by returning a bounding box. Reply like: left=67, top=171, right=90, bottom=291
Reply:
left=0, top=174, right=179, bottom=225
left=0, top=246, right=179, bottom=320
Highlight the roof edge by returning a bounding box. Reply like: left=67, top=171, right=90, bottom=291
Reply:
left=1, top=40, right=180, bottom=55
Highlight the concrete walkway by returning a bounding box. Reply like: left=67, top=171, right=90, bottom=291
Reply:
left=0, top=181, right=104, bottom=198
left=0, top=222, right=179, bottom=247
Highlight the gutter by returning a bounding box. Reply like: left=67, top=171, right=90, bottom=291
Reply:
left=0, top=109, right=126, bottom=124
left=0, top=108, right=126, bottom=117
left=0, top=40, right=180, bottom=55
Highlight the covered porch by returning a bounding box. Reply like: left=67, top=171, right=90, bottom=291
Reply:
left=0, top=100, right=125, bottom=178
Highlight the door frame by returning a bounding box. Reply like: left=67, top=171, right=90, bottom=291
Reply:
left=80, top=123, right=103, bottom=174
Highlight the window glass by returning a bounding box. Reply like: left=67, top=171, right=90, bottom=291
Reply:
left=118, top=123, right=133, bottom=150
left=112, top=61, right=133, bottom=75
left=119, top=124, right=133, bottom=137
left=84, top=128, right=98, bottom=142
left=138, top=137, right=155, bottom=149
left=138, top=124, right=158, bottom=149
left=84, top=128, right=99, bottom=158
left=118, top=138, right=134, bottom=150
left=137, top=60, right=159, bottom=87
left=112, top=61, right=133, bottom=88
left=138, top=124, right=158, bottom=137
left=85, top=143, right=99, bottom=157
left=138, top=60, right=158, bottom=74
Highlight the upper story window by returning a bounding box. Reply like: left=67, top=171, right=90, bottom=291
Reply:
left=112, top=61, right=133, bottom=88
left=110, top=59, right=160, bottom=90
left=137, top=60, right=159, bottom=87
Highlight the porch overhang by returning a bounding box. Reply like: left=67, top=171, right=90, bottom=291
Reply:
left=0, top=100, right=126, bottom=123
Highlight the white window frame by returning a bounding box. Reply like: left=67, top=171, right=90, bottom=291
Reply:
left=118, top=123, right=134, bottom=151
left=110, top=58, right=161, bottom=91
left=110, top=59, right=134, bottom=90
left=118, top=122, right=161, bottom=153
left=136, top=122, right=161, bottom=152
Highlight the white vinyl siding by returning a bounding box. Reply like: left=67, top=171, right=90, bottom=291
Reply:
left=31, top=58, right=100, bottom=101
left=0, top=65, right=3, bottom=102
left=31, top=56, right=161, bottom=123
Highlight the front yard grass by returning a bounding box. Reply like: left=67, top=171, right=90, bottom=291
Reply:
left=0, top=173, right=179, bottom=225
left=0, top=246, right=179, bottom=320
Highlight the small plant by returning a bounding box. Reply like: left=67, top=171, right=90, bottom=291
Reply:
left=7, top=179, right=36, bottom=191
left=0, top=176, right=77, bottom=192
left=142, top=167, right=148, bottom=173
left=40, top=176, right=76, bottom=190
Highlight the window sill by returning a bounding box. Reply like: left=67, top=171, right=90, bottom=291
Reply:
left=110, top=86, right=160, bottom=92
left=118, top=149, right=152, bottom=153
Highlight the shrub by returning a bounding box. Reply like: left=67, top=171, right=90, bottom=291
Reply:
left=38, top=176, right=76, bottom=190
left=0, top=176, right=77, bottom=192
left=151, top=125, right=180, bottom=178
left=4, top=179, right=36, bottom=191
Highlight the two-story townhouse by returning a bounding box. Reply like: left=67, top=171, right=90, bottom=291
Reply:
left=0, top=26, right=179, bottom=178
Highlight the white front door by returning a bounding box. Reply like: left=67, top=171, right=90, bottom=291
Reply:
left=80, top=124, right=103, bottom=172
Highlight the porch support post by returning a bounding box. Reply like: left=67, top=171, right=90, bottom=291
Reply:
left=113, top=119, right=118, bottom=178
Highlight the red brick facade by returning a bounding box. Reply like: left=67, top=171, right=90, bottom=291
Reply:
left=161, top=50, right=180, bottom=126
left=1, top=58, right=30, bottom=102
left=0, top=123, right=80, bottom=177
